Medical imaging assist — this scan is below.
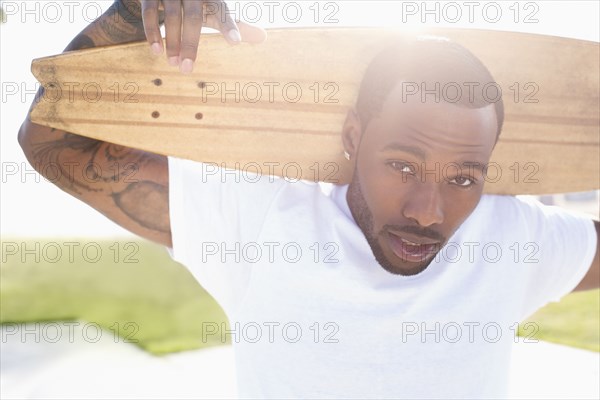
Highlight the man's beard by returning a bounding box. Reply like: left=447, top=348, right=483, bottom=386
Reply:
left=346, top=173, right=442, bottom=276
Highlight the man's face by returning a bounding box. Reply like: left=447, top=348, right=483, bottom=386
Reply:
left=346, top=82, right=498, bottom=276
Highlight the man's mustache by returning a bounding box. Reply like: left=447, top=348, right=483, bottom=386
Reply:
left=382, top=224, right=446, bottom=243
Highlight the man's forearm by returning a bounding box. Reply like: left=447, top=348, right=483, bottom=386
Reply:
left=17, top=0, right=171, bottom=246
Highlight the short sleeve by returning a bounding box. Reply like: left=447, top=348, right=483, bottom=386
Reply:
left=167, top=156, right=288, bottom=315
left=515, top=196, right=597, bottom=320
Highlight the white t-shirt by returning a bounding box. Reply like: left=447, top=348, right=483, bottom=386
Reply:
left=168, top=157, right=597, bottom=400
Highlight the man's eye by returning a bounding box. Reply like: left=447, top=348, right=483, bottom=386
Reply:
left=450, top=176, right=475, bottom=187
left=389, top=161, right=415, bottom=174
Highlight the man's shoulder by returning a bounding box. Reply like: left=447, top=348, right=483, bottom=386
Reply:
left=473, top=193, right=583, bottom=235
left=461, top=194, right=539, bottom=236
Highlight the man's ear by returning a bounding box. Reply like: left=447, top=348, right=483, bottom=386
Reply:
left=341, top=108, right=363, bottom=160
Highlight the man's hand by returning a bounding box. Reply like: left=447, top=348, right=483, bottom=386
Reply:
left=139, top=0, right=267, bottom=74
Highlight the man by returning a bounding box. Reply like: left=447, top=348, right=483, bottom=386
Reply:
left=18, top=0, right=599, bottom=398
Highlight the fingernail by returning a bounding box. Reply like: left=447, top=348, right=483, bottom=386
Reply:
left=151, top=42, right=162, bottom=55
left=168, top=56, right=179, bottom=66
left=180, top=58, right=194, bottom=74
left=228, top=29, right=241, bottom=43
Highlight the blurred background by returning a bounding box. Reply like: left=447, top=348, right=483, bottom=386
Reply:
left=1, top=1, right=599, bottom=399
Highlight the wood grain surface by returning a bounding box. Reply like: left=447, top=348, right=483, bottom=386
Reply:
left=30, top=28, right=599, bottom=194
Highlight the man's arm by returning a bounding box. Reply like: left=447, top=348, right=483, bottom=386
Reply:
left=18, top=0, right=263, bottom=248
left=572, top=220, right=600, bottom=291
left=18, top=0, right=173, bottom=246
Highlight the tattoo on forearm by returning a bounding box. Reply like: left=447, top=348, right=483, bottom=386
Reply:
left=32, top=133, right=103, bottom=194
left=31, top=133, right=168, bottom=233
left=64, top=34, right=95, bottom=51
left=115, top=0, right=143, bottom=24
left=98, top=17, right=145, bottom=44
left=32, top=133, right=152, bottom=193
left=112, top=181, right=170, bottom=233
left=98, top=4, right=145, bottom=43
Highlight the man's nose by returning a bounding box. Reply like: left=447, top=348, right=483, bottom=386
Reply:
left=402, top=183, right=445, bottom=227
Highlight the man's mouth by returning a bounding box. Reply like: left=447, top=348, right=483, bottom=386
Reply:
left=386, top=230, right=441, bottom=263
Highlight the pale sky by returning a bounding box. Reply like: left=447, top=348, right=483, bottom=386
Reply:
left=1, top=0, right=599, bottom=237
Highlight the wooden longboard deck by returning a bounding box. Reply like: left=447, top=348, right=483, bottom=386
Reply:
left=30, top=28, right=599, bottom=194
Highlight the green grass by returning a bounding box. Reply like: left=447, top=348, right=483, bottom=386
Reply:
left=519, top=289, right=600, bottom=352
left=1, top=238, right=228, bottom=354
left=1, top=239, right=598, bottom=353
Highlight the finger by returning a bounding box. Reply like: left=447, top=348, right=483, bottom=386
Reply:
left=204, top=1, right=241, bottom=44
left=203, top=1, right=267, bottom=45
left=237, top=21, right=267, bottom=44
left=163, top=0, right=183, bottom=66
left=180, top=0, right=203, bottom=74
left=141, top=0, right=163, bottom=55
